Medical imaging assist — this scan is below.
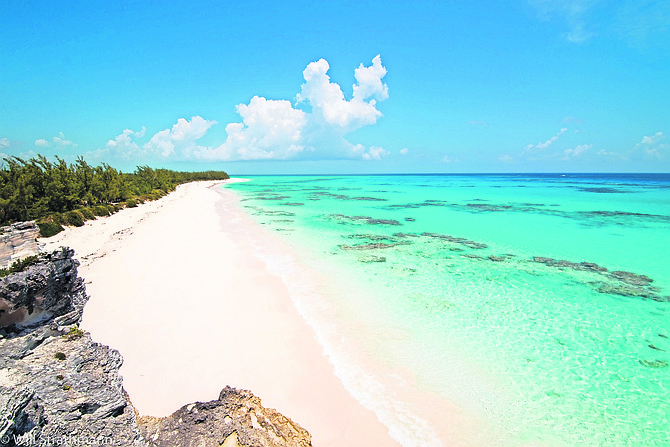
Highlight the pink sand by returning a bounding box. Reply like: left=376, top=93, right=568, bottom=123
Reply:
left=42, top=180, right=399, bottom=447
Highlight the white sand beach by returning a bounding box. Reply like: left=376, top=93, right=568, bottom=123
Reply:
left=42, top=180, right=398, bottom=447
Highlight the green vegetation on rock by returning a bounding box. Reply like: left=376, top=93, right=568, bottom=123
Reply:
left=0, top=255, right=39, bottom=278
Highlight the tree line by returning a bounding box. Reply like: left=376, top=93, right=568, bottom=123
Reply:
left=0, top=155, right=229, bottom=236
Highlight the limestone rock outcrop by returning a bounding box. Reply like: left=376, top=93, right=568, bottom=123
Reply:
left=138, top=386, right=312, bottom=447
left=0, top=221, right=39, bottom=269
left=0, top=247, right=86, bottom=328
left=0, top=247, right=143, bottom=446
left=0, top=243, right=312, bottom=447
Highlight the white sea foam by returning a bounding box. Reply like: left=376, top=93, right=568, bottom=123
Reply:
left=246, top=229, right=444, bottom=446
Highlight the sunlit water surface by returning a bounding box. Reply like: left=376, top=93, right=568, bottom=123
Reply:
left=227, top=174, right=670, bottom=446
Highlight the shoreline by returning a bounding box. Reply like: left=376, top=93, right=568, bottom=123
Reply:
left=41, top=179, right=399, bottom=447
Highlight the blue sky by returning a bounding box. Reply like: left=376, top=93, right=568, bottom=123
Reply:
left=1, top=0, right=669, bottom=174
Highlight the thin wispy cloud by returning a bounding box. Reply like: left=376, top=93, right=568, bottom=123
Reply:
left=501, top=127, right=591, bottom=163
left=523, top=128, right=568, bottom=154
left=98, top=56, right=389, bottom=164
left=614, top=0, right=670, bottom=46
left=528, top=0, right=600, bottom=42
left=528, top=0, right=670, bottom=44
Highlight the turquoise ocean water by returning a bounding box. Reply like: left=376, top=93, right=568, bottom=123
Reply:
left=226, top=174, right=670, bottom=447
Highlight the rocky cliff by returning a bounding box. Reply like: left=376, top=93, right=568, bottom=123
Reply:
left=138, top=387, right=312, bottom=447
left=0, top=247, right=143, bottom=446
left=0, top=246, right=312, bottom=447
left=0, top=221, right=40, bottom=270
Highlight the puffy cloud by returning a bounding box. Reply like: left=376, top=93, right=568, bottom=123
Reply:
left=639, top=131, right=664, bottom=146
left=93, top=56, right=388, bottom=164
left=595, top=132, right=667, bottom=161
left=105, top=127, right=145, bottom=159
left=562, top=143, right=592, bottom=160
left=399, top=148, right=409, bottom=155
left=635, top=131, right=666, bottom=159
left=53, top=132, right=74, bottom=148
left=353, top=55, right=389, bottom=102
left=297, top=55, right=387, bottom=132
left=1, top=138, right=11, bottom=150
left=196, top=97, right=307, bottom=161
left=34, top=132, right=76, bottom=149
left=197, top=55, right=389, bottom=162
left=144, top=117, right=216, bottom=158
left=361, top=146, right=389, bottom=161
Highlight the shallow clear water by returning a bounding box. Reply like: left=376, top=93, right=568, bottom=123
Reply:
left=226, top=174, right=670, bottom=447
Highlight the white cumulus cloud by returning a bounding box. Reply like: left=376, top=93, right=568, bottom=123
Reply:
left=198, top=55, right=389, bottom=162
left=296, top=55, right=387, bottom=132
left=562, top=143, right=592, bottom=160
left=92, top=56, right=389, bottom=164
left=361, top=146, right=389, bottom=161
left=105, top=127, right=146, bottom=159
left=196, top=97, right=307, bottom=161
left=635, top=131, right=666, bottom=159
left=34, top=132, right=76, bottom=149
left=53, top=132, right=74, bottom=148
left=144, top=117, right=216, bottom=158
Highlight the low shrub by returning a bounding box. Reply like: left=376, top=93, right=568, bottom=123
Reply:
left=64, top=326, right=85, bottom=340
left=37, top=221, right=64, bottom=238
left=49, top=213, right=64, bottom=225
left=65, top=211, right=84, bottom=227
left=79, top=207, right=95, bottom=220
left=125, top=199, right=138, bottom=208
left=54, top=352, right=66, bottom=361
left=93, top=205, right=110, bottom=217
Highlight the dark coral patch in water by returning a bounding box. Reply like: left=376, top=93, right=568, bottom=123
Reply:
left=639, top=359, right=669, bottom=368
left=422, top=232, right=488, bottom=249
left=310, top=192, right=387, bottom=201
left=328, top=214, right=402, bottom=226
